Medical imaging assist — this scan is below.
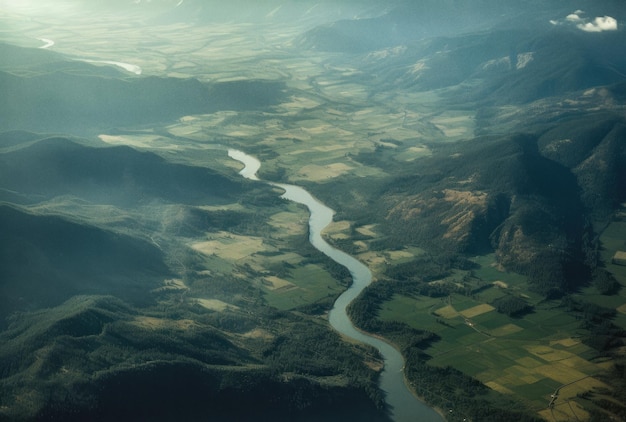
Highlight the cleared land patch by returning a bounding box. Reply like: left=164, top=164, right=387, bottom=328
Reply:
left=460, top=304, right=495, bottom=318
left=355, top=224, right=377, bottom=237
left=269, top=211, right=307, bottom=236
left=194, top=298, right=239, bottom=312
left=434, top=305, right=459, bottom=319
left=295, top=163, right=354, bottom=181
left=263, top=276, right=295, bottom=291
left=262, top=263, right=343, bottom=310
left=490, top=323, right=523, bottom=337
left=191, top=232, right=269, bottom=260
left=132, top=316, right=197, bottom=331
left=431, top=113, right=474, bottom=139
left=485, top=381, right=514, bottom=395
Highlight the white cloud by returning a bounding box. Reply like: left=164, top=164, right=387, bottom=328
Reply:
left=566, top=13, right=583, bottom=22
left=550, top=11, right=618, bottom=32
left=577, top=16, right=618, bottom=32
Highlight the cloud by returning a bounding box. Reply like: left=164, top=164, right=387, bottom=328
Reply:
left=550, top=10, right=619, bottom=32
left=577, top=16, right=618, bottom=32
left=566, top=13, right=582, bottom=22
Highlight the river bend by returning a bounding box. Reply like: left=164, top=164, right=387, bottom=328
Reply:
left=228, top=150, right=443, bottom=422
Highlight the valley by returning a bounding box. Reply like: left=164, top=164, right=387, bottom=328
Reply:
left=1, top=1, right=625, bottom=421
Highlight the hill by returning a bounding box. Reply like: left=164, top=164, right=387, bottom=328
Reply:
left=0, top=295, right=387, bottom=421
left=0, top=205, right=171, bottom=323
left=356, top=132, right=592, bottom=296
left=0, top=136, right=245, bottom=206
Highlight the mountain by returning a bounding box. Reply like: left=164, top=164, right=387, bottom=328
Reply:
left=363, top=133, right=590, bottom=295
left=344, top=108, right=626, bottom=297
left=295, top=0, right=550, bottom=52
left=538, top=115, right=626, bottom=221
left=0, top=205, right=171, bottom=323
left=296, top=0, right=625, bottom=53
left=320, top=22, right=626, bottom=105
left=0, top=136, right=245, bottom=206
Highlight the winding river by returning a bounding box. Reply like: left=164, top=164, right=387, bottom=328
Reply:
left=228, top=149, right=443, bottom=422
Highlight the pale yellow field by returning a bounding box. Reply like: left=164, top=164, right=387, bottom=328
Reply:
left=294, top=163, right=354, bottom=181
left=194, top=298, right=238, bottom=312
left=490, top=323, right=523, bottom=337
left=386, top=250, right=416, bottom=261
left=322, top=220, right=351, bottom=237
left=435, top=305, right=459, bottom=319
left=560, top=377, right=610, bottom=398
left=191, top=232, right=270, bottom=260
left=152, top=278, right=188, bottom=293
left=492, top=280, right=509, bottom=289
left=99, top=134, right=165, bottom=149
left=485, top=381, right=514, bottom=395
left=460, top=304, right=495, bottom=318
left=357, top=251, right=388, bottom=268
left=559, top=356, right=598, bottom=372
left=132, top=316, right=197, bottom=330
left=269, top=211, right=307, bottom=235
left=241, top=328, right=275, bottom=340
left=526, top=345, right=573, bottom=363
left=263, top=276, right=296, bottom=291
left=515, top=356, right=544, bottom=369
left=534, top=363, right=587, bottom=384
left=431, top=114, right=474, bottom=138
left=540, top=401, right=590, bottom=422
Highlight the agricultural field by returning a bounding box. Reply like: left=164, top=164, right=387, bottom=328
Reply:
left=377, top=242, right=626, bottom=421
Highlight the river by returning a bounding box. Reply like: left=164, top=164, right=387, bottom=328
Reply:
left=77, top=59, right=142, bottom=75
left=228, top=149, right=443, bottom=422
left=38, top=38, right=55, bottom=49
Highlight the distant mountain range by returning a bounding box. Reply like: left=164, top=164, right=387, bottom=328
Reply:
left=296, top=0, right=625, bottom=53
left=0, top=43, right=286, bottom=134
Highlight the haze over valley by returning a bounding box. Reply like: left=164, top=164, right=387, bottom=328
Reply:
left=1, top=1, right=625, bottom=421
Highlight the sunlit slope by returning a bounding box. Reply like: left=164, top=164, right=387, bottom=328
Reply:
left=336, top=115, right=625, bottom=297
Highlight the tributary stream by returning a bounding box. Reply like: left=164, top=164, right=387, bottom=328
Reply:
left=228, top=150, right=443, bottom=422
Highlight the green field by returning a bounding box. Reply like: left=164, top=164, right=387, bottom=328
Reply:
left=376, top=244, right=625, bottom=419
left=262, top=263, right=344, bottom=310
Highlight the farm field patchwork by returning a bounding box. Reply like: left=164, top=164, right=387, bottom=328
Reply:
left=376, top=244, right=626, bottom=420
